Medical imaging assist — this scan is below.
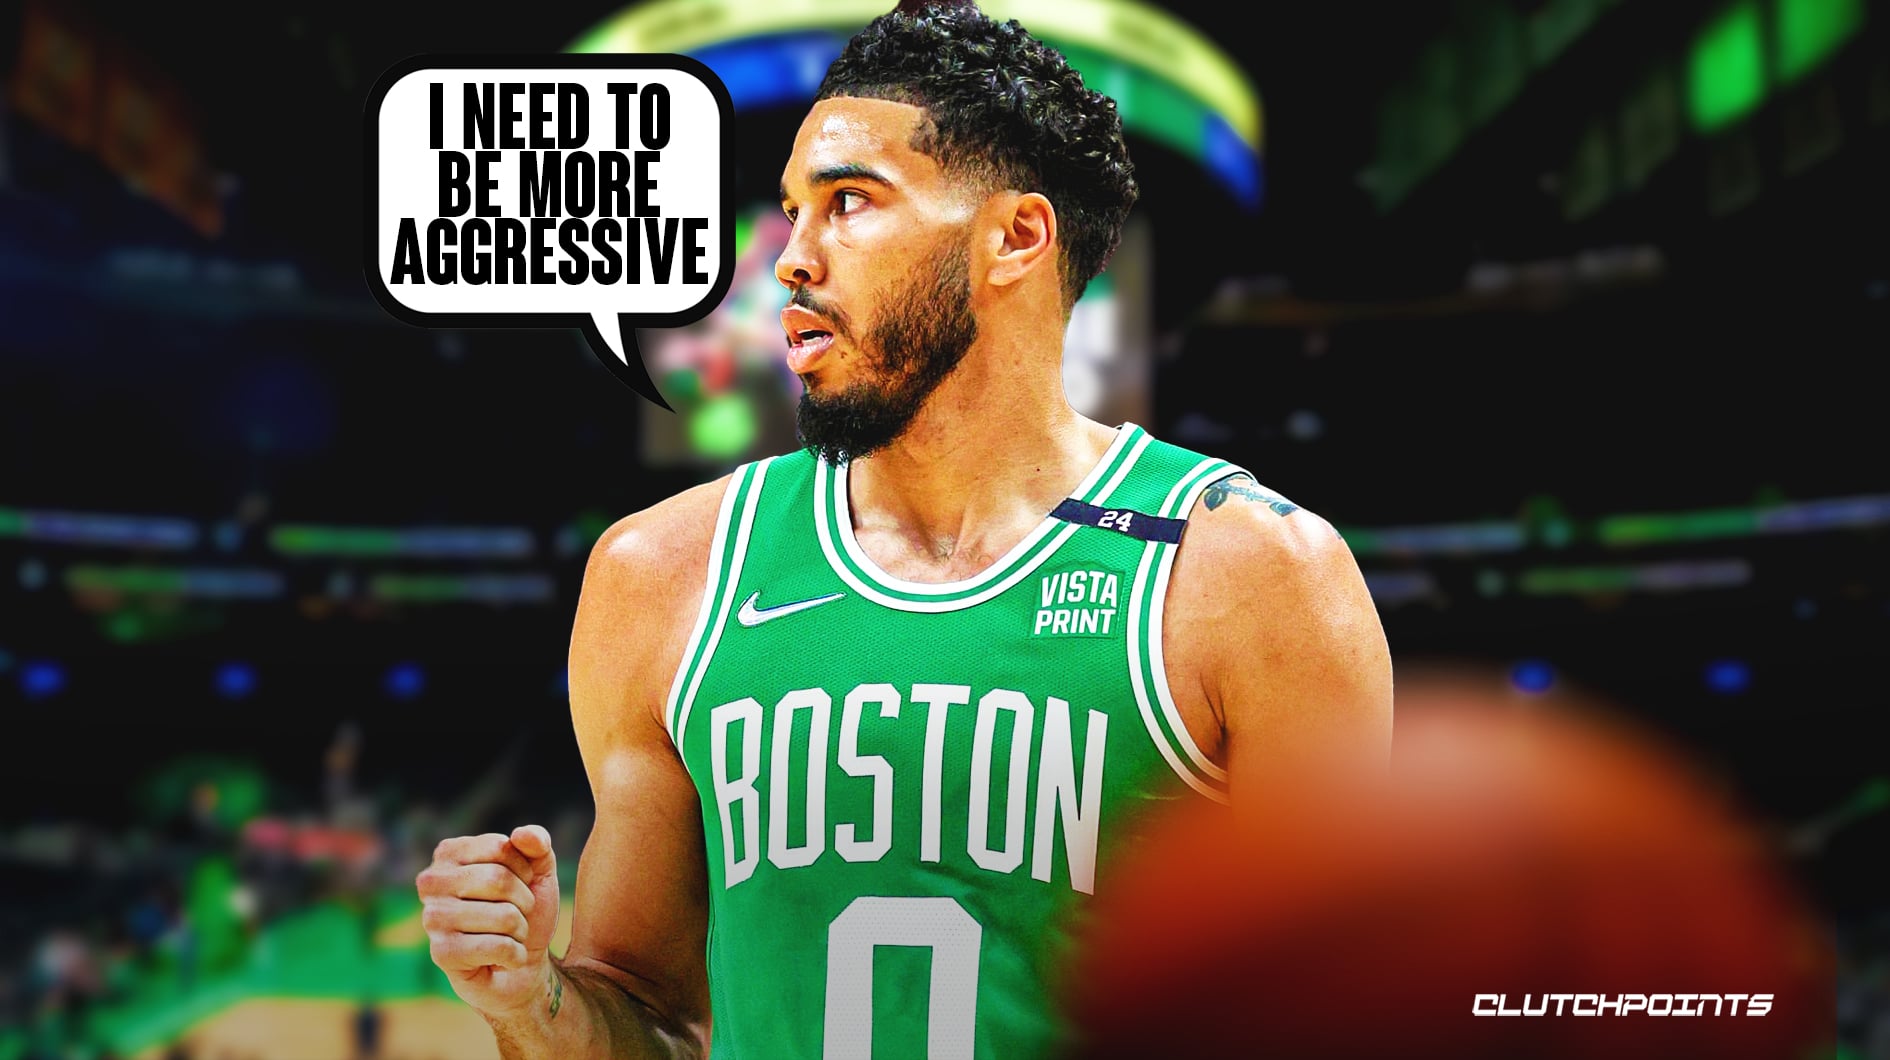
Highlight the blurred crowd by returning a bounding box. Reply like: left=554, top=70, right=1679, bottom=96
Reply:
left=0, top=721, right=584, bottom=1060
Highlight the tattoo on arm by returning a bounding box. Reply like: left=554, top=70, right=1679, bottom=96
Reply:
left=1203, top=474, right=1299, bottom=517
left=548, top=963, right=564, bottom=1019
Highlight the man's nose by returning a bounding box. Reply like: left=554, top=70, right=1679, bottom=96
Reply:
left=775, top=221, right=823, bottom=289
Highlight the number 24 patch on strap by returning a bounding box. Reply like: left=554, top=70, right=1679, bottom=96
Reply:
left=1049, top=499, right=1184, bottom=543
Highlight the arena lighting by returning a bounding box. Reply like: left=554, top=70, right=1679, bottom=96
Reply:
left=215, top=661, right=258, bottom=700
left=1774, top=0, right=1866, bottom=85
left=689, top=392, right=761, bottom=459
left=63, top=564, right=284, bottom=599
left=1517, top=559, right=1753, bottom=596
left=0, top=505, right=198, bottom=550
left=367, top=573, right=557, bottom=604
left=1600, top=493, right=1890, bottom=545
left=1338, top=521, right=1526, bottom=558
left=270, top=525, right=535, bottom=559
left=1510, top=659, right=1555, bottom=694
left=1704, top=658, right=1752, bottom=694
left=565, top=0, right=1265, bottom=208
left=385, top=662, right=426, bottom=700
left=21, top=660, right=66, bottom=699
left=1601, top=506, right=1755, bottom=544
left=1689, top=0, right=1767, bottom=132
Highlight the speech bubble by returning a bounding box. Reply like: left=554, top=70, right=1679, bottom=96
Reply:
left=364, top=55, right=735, bottom=409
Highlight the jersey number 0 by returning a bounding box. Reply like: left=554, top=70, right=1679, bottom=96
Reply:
left=823, top=896, right=983, bottom=1058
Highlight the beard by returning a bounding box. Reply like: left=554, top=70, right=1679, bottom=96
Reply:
left=794, top=232, right=978, bottom=466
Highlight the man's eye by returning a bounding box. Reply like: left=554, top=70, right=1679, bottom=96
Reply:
left=836, top=190, right=866, bottom=214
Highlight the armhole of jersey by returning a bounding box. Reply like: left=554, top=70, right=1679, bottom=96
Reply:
left=1126, top=458, right=1248, bottom=805
left=663, top=458, right=774, bottom=758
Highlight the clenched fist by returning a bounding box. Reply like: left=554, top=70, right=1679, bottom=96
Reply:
left=418, top=824, right=562, bottom=1020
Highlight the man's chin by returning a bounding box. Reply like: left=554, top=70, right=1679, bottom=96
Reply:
left=796, top=390, right=919, bottom=466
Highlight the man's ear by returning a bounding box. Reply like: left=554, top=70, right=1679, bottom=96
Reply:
left=984, top=192, right=1056, bottom=289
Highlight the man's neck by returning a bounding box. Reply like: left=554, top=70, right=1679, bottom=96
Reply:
left=842, top=362, right=1117, bottom=581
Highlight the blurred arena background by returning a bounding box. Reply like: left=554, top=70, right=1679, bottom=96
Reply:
left=1, top=0, right=1885, bottom=1056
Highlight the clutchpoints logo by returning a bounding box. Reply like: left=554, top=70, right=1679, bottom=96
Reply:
left=1473, top=994, right=1775, bottom=1017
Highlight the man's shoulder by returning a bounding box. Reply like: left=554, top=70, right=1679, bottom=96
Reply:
left=584, top=450, right=816, bottom=585
left=1124, top=427, right=1336, bottom=566
left=587, top=474, right=735, bottom=582
left=1177, top=470, right=1352, bottom=585
left=569, top=467, right=752, bottom=731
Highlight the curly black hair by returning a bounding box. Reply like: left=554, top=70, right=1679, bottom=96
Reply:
left=815, top=2, right=1139, bottom=308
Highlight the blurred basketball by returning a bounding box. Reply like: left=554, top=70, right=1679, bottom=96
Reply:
left=1060, top=674, right=1835, bottom=1060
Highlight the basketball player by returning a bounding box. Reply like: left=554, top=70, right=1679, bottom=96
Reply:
left=416, top=5, right=1392, bottom=1056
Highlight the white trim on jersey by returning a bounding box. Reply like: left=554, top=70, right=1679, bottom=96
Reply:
left=663, top=462, right=748, bottom=747
left=814, top=427, right=1153, bottom=613
left=666, top=457, right=775, bottom=757
left=1150, top=464, right=1243, bottom=785
left=1125, top=539, right=1226, bottom=803
left=1123, top=457, right=1251, bottom=804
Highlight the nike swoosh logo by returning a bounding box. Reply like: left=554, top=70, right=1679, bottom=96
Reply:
left=736, top=590, right=846, bottom=627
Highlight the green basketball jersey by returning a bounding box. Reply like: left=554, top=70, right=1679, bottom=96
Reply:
left=662, top=424, right=1252, bottom=1059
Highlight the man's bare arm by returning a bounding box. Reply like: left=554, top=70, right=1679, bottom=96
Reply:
left=422, top=478, right=729, bottom=1059
left=1163, top=474, right=1395, bottom=804
left=487, top=738, right=711, bottom=1059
